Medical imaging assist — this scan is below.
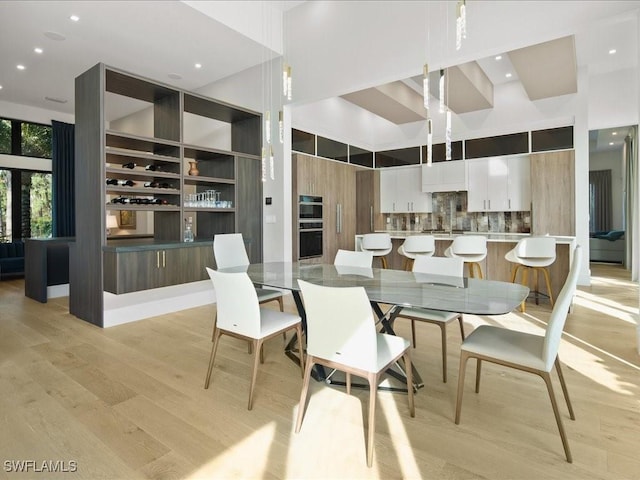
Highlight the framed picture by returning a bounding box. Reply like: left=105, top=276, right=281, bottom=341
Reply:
left=119, top=210, right=136, bottom=229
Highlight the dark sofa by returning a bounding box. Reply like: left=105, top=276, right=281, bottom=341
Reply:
left=0, top=241, right=25, bottom=278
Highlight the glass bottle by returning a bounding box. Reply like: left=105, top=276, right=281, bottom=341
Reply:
left=183, top=217, right=194, bottom=242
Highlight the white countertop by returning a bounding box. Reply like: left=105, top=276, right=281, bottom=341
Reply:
left=356, top=231, right=576, bottom=245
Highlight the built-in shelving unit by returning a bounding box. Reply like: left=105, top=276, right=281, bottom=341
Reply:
left=71, top=63, right=262, bottom=327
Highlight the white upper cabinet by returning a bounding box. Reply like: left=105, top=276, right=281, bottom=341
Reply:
left=466, top=155, right=530, bottom=212
left=380, top=166, right=432, bottom=213
left=421, top=161, right=468, bottom=193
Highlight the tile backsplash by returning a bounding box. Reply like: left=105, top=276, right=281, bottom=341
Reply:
left=385, top=191, right=531, bottom=233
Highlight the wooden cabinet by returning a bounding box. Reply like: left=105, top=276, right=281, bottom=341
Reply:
left=380, top=166, right=432, bottom=213
left=292, top=154, right=358, bottom=263
left=103, top=243, right=214, bottom=294
left=467, top=155, right=530, bottom=212
left=421, top=160, right=468, bottom=193
left=531, top=150, right=575, bottom=236
left=72, top=63, right=261, bottom=326
left=356, top=169, right=380, bottom=234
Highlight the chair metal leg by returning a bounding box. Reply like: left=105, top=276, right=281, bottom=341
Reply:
left=555, top=357, right=575, bottom=420
left=381, top=256, right=388, bottom=269
left=411, top=319, right=417, bottom=348
left=541, top=267, right=555, bottom=307
left=366, top=373, right=379, bottom=467
left=455, top=351, right=470, bottom=424
left=205, top=328, right=222, bottom=389
left=467, top=262, right=474, bottom=278
left=520, top=267, right=529, bottom=313
left=510, top=264, right=520, bottom=284
left=458, top=314, right=466, bottom=340
left=296, top=324, right=305, bottom=378
left=405, top=352, right=415, bottom=417
left=541, top=370, right=573, bottom=463
left=248, top=339, right=262, bottom=410
left=439, top=323, right=447, bottom=383
left=475, top=262, right=483, bottom=279
left=295, top=356, right=315, bottom=433
left=475, top=358, right=482, bottom=393
left=210, top=311, right=217, bottom=342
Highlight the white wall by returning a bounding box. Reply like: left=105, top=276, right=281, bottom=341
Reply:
left=196, top=60, right=290, bottom=262
left=590, top=150, right=625, bottom=231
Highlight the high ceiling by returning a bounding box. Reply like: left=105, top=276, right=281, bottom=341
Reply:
left=0, top=1, right=637, bottom=154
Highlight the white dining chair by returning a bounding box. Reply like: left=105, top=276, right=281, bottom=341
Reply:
left=395, top=255, right=465, bottom=382
left=397, top=235, right=436, bottom=270
left=334, top=249, right=374, bottom=268
left=444, top=235, right=487, bottom=278
left=361, top=233, right=392, bottom=269
left=455, top=246, right=582, bottom=463
left=505, top=236, right=557, bottom=313
left=213, top=233, right=286, bottom=345
left=204, top=268, right=304, bottom=410
left=296, top=280, right=415, bottom=467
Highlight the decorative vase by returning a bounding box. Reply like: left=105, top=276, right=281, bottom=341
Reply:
left=188, top=161, right=199, bottom=176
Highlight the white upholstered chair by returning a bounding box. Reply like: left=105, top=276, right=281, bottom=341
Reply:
left=296, top=280, right=415, bottom=467
left=455, top=245, right=582, bottom=463
left=361, top=233, right=392, bottom=269
left=444, top=235, right=487, bottom=278
left=397, top=235, right=435, bottom=270
left=334, top=249, right=374, bottom=268
left=505, top=236, right=557, bottom=313
left=204, top=268, right=303, bottom=410
left=213, top=233, right=285, bottom=311
left=395, top=255, right=465, bottom=382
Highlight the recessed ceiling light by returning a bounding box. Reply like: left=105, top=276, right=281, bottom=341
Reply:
left=168, top=73, right=182, bottom=80
left=44, top=31, right=66, bottom=41
left=34, top=47, right=43, bottom=54
left=612, top=131, right=618, bottom=136
left=609, top=142, right=614, bottom=146
left=505, top=72, right=512, bottom=78
left=17, top=64, right=25, bottom=70
left=195, top=63, right=202, bottom=69
left=70, top=14, right=80, bottom=22
left=495, top=55, right=502, bottom=61
left=609, top=49, right=617, bottom=55
left=0, top=85, right=3, bottom=90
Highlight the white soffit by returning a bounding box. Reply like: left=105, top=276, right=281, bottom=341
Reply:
left=446, top=61, right=494, bottom=114
left=508, top=35, right=578, bottom=101
left=341, top=81, right=427, bottom=124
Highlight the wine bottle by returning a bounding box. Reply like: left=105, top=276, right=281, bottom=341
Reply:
left=106, top=178, right=118, bottom=185
left=144, top=181, right=159, bottom=188
left=118, top=179, right=135, bottom=187
left=111, top=196, right=126, bottom=204
left=145, top=164, right=161, bottom=172
left=122, top=162, right=136, bottom=169
left=149, top=198, right=168, bottom=205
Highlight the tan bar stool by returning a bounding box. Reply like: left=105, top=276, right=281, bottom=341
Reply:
left=505, top=236, right=556, bottom=312
left=361, top=233, right=392, bottom=269
left=444, top=235, right=487, bottom=278
left=397, top=235, right=435, bottom=270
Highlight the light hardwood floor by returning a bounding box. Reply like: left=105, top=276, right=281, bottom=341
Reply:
left=0, top=263, right=638, bottom=479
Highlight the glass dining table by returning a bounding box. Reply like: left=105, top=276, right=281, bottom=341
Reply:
left=219, top=262, right=529, bottom=391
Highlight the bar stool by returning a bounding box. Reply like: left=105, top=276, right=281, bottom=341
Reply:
left=505, top=236, right=556, bottom=313
left=361, top=233, right=392, bottom=269
left=397, top=235, right=435, bottom=270
left=444, top=235, right=487, bottom=279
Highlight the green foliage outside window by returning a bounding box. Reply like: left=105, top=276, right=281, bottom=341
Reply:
left=30, top=173, right=52, bottom=238
left=0, top=119, right=10, bottom=154
left=0, top=170, right=9, bottom=242
left=22, top=122, right=52, bottom=158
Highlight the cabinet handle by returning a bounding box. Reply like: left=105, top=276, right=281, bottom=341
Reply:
left=488, top=199, right=491, bottom=209
left=370, top=206, right=374, bottom=231
left=408, top=202, right=410, bottom=211
left=393, top=202, right=395, bottom=212
left=162, top=250, right=166, bottom=268
left=156, top=251, right=160, bottom=269
left=337, top=203, right=342, bottom=233
left=508, top=199, right=511, bottom=209
left=483, top=200, right=486, bottom=210
left=411, top=202, right=414, bottom=211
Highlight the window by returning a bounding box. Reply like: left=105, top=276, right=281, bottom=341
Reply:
left=589, top=170, right=612, bottom=233
left=0, top=117, right=53, bottom=241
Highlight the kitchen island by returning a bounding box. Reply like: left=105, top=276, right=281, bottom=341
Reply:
left=356, top=231, right=576, bottom=302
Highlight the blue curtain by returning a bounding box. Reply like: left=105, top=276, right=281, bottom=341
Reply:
left=52, top=120, right=75, bottom=237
